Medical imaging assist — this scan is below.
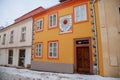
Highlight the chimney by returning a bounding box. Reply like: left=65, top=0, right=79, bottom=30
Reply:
left=59, top=0, right=69, bottom=3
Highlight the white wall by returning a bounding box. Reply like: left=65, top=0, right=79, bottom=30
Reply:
left=0, top=18, right=32, bottom=67
left=24, top=47, right=32, bottom=67
left=12, top=47, right=31, bottom=67
left=0, top=18, right=32, bottom=48
left=12, top=49, right=19, bottom=66
left=0, top=49, right=8, bottom=65
left=98, top=0, right=120, bottom=77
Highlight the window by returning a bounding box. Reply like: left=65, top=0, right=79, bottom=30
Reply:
left=10, top=31, right=14, bottom=43
left=8, top=50, right=13, bottom=64
left=119, top=7, right=120, bottom=14
left=118, top=7, right=120, bottom=32
left=48, top=41, right=58, bottom=58
left=35, top=43, right=42, bottom=57
left=20, top=27, right=26, bottom=41
left=74, top=4, right=87, bottom=22
left=2, top=34, right=6, bottom=44
left=49, top=13, right=57, bottom=28
left=37, top=19, right=43, bottom=31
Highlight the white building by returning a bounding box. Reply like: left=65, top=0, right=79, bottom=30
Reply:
left=0, top=7, right=44, bottom=68
left=0, top=18, right=32, bottom=68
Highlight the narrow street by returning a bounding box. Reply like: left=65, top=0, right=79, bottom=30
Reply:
left=0, top=66, right=120, bottom=80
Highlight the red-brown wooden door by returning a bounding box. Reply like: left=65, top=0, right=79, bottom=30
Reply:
left=76, top=47, right=90, bottom=74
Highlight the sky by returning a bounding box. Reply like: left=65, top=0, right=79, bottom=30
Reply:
left=0, top=0, right=59, bottom=27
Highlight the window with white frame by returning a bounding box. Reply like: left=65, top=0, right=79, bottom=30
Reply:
left=36, top=43, right=42, bottom=57
left=48, top=41, right=58, bottom=58
left=37, top=19, right=43, bottom=31
left=20, top=27, right=26, bottom=41
left=2, top=34, right=6, bottom=44
left=10, top=31, right=14, bottom=43
left=49, top=13, right=57, bottom=28
left=74, top=4, right=87, bottom=22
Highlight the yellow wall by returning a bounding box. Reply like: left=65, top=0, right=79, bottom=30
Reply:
left=94, top=1, right=104, bottom=76
left=32, top=0, right=103, bottom=75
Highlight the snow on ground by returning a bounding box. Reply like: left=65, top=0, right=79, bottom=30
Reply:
left=0, top=66, right=120, bottom=80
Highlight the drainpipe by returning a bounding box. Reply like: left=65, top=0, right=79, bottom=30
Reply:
left=90, top=0, right=99, bottom=74
left=30, top=18, right=34, bottom=68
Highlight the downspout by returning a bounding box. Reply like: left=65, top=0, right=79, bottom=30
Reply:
left=30, top=17, right=34, bottom=68
left=90, top=0, right=99, bottom=74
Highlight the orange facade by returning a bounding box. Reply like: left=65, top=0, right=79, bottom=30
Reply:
left=31, top=0, right=103, bottom=75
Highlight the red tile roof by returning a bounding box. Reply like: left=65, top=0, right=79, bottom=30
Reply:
left=15, top=6, right=45, bottom=23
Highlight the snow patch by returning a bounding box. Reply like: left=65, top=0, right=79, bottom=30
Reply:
left=0, top=66, right=120, bottom=80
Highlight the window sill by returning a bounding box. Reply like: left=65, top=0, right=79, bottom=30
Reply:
left=74, top=19, right=89, bottom=24
left=48, top=26, right=58, bottom=30
left=20, top=40, right=26, bottom=42
left=35, top=29, right=43, bottom=33
left=2, top=43, right=5, bottom=45
left=48, top=57, right=58, bottom=60
left=9, top=41, right=13, bottom=44
left=34, top=54, right=43, bottom=59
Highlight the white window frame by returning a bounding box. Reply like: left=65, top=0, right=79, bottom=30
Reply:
left=37, top=19, right=43, bottom=31
left=49, top=13, right=57, bottom=28
left=48, top=41, right=58, bottom=58
left=35, top=43, right=42, bottom=57
left=8, top=50, right=13, bottom=64
left=10, top=31, right=14, bottom=43
left=74, top=4, right=87, bottom=22
left=20, top=27, right=26, bottom=41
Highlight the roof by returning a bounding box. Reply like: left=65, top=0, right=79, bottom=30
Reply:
left=15, top=6, right=45, bottom=23
left=32, top=0, right=89, bottom=18
left=0, top=7, right=45, bottom=32
left=0, top=0, right=89, bottom=31
left=33, top=0, right=73, bottom=17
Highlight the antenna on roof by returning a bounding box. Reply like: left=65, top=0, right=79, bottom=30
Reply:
left=59, top=0, right=69, bottom=3
left=0, top=26, right=4, bottom=30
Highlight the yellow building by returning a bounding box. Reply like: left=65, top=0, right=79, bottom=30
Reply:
left=31, top=0, right=103, bottom=76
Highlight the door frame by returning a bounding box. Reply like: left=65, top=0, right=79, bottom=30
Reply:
left=18, top=49, right=25, bottom=67
left=74, top=37, right=93, bottom=74
left=8, top=49, right=13, bottom=65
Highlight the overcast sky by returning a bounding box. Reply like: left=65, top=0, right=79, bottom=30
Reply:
left=0, top=0, right=59, bottom=27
